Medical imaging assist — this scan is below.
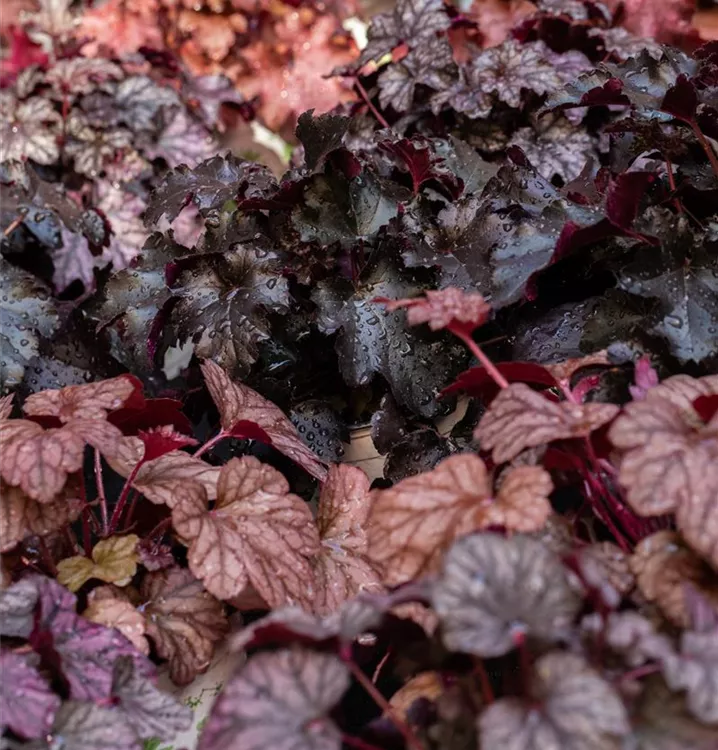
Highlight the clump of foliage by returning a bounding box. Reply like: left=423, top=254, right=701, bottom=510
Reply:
left=2, top=0, right=718, bottom=747
left=74, top=0, right=359, bottom=136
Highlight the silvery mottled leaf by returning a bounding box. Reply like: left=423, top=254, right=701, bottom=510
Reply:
left=199, top=648, right=349, bottom=750
left=183, top=74, right=246, bottom=128
left=618, top=213, right=718, bottom=364
left=357, top=0, right=449, bottom=67
left=509, top=116, right=597, bottom=183
left=111, top=656, right=192, bottom=740
left=661, top=630, right=718, bottom=724
left=0, top=577, right=40, bottom=637
left=0, top=93, right=61, bottom=164
left=65, top=111, right=132, bottom=177
left=97, top=181, right=147, bottom=271
left=433, top=533, right=581, bottom=657
left=469, top=40, right=567, bottom=110
left=34, top=701, right=140, bottom=750
left=377, top=37, right=456, bottom=113
left=0, top=258, right=60, bottom=390
left=114, top=75, right=180, bottom=132
left=45, top=58, right=124, bottom=96
left=313, top=259, right=466, bottom=418
left=591, top=27, right=664, bottom=61
left=479, top=652, right=629, bottom=750
left=147, top=107, right=218, bottom=169
left=50, top=227, right=99, bottom=293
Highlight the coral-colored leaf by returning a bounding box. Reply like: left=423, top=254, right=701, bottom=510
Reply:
left=313, top=464, right=383, bottom=616
left=23, top=375, right=142, bottom=423
left=84, top=592, right=150, bottom=656
left=0, top=418, right=122, bottom=503
left=140, top=568, right=228, bottom=686
left=107, top=437, right=220, bottom=508
left=378, top=287, right=491, bottom=335
left=368, top=454, right=553, bottom=586
left=0, top=394, right=14, bottom=420
left=0, top=480, right=82, bottom=552
left=631, top=531, right=718, bottom=628
left=609, top=375, right=718, bottom=516
left=201, top=360, right=328, bottom=481
left=172, top=457, right=321, bottom=606
left=57, top=534, right=139, bottom=592
left=432, top=533, right=581, bottom=657
left=475, top=383, right=620, bottom=463
left=0, top=650, right=60, bottom=739
left=199, top=647, right=349, bottom=750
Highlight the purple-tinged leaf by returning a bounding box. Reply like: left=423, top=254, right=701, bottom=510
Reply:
left=199, top=648, right=349, bottom=750
left=50, top=227, right=100, bottom=294
left=0, top=577, right=40, bottom=638
left=111, top=656, right=192, bottom=740
left=38, top=701, right=141, bottom=750
left=32, top=576, right=155, bottom=702
left=0, top=650, right=60, bottom=739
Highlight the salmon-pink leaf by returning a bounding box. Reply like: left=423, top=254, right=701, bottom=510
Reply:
left=313, top=464, right=382, bottom=616
left=475, top=383, right=619, bottom=463
left=171, top=457, right=321, bottom=606
left=140, top=568, right=228, bottom=686
left=368, top=455, right=553, bottom=587
left=201, top=360, right=328, bottom=481
left=23, top=375, right=143, bottom=423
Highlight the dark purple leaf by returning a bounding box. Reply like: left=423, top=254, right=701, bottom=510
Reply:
left=312, top=258, right=466, bottom=418
left=0, top=258, right=60, bottom=390
left=618, top=212, right=718, bottom=362
left=171, top=244, right=290, bottom=379
left=289, top=399, right=348, bottom=463
left=296, top=109, right=350, bottom=173
left=144, top=153, right=277, bottom=226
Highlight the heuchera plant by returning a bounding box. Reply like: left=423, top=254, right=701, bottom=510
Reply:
left=2, top=0, right=718, bottom=748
